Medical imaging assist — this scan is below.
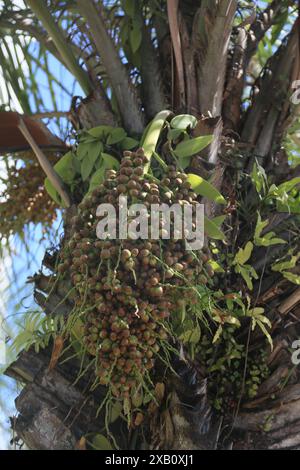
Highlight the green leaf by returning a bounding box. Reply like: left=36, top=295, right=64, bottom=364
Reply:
left=101, top=153, right=120, bottom=170
left=250, top=266, right=259, bottom=280
left=81, top=154, right=96, bottom=182
left=251, top=161, right=267, bottom=194
left=121, top=137, right=139, bottom=150
left=130, top=22, right=142, bottom=53
left=209, top=260, right=225, bottom=273
left=247, top=307, right=265, bottom=317
left=237, top=265, right=253, bottom=290
left=77, top=142, right=89, bottom=160
left=272, top=255, right=298, bottom=273
left=170, top=114, right=198, bottom=130
left=234, top=242, right=254, bottom=266
left=180, top=302, right=186, bottom=324
left=255, top=233, right=286, bottom=247
left=132, top=389, right=143, bottom=408
left=88, top=167, right=105, bottom=193
left=44, top=179, right=61, bottom=206
left=174, top=135, right=213, bottom=158
left=88, top=154, right=120, bottom=193
left=257, top=320, right=273, bottom=350
left=282, top=272, right=300, bottom=285
left=276, top=197, right=300, bottom=214
left=168, top=128, right=184, bottom=141
left=187, top=173, right=226, bottom=204
left=79, top=136, right=98, bottom=144
left=267, top=177, right=300, bottom=214
left=213, top=325, right=222, bottom=344
left=189, top=327, right=201, bottom=343
left=44, top=152, right=77, bottom=207
left=88, top=141, right=103, bottom=164
left=70, top=318, right=85, bottom=343
left=178, top=156, right=192, bottom=170
left=267, top=184, right=278, bottom=197
left=254, top=213, right=286, bottom=247
left=140, top=110, right=172, bottom=172
left=72, top=155, right=81, bottom=173
left=179, top=327, right=201, bottom=344
left=211, top=215, right=226, bottom=227
left=87, top=125, right=113, bottom=138
left=226, top=316, right=241, bottom=327
left=107, top=127, right=127, bottom=145
left=277, top=177, right=300, bottom=194
left=108, top=401, right=122, bottom=424
left=53, top=151, right=77, bottom=184
left=236, top=264, right=258, bottom=290
left=254, top=213, right=269, bottom=239
left=204, top=217, right=226, bottom=240
left=91, top=434, right=113, bottom=451
left=256, top=315, right=272, bottom=329
left=122, top=0, right=135, bottom=17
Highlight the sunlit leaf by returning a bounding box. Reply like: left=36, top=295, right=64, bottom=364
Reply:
left=174, top=135, right=213, bottom=159
left=140, top=110, right=172, bottom=172
left=170, top=114, right=198, bottom=130
left=204, top=217, right=226, bottom=240
left=272, top=255, right=299, bottom=272
left=234, top=242, right=254, bottom=266
left=213, top=325, right=223, bottom=344
left=282, top=272, right=300, bottom=285
left=187, top=173, right=226, bottom=204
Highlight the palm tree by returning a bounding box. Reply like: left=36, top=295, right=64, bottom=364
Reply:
left=1, top=0, right=300, bottom=450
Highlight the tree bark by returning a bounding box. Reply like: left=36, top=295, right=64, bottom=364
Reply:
left=6, top=348, right=124, bottom=450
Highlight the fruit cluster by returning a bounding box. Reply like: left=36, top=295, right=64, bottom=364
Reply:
left=0, top=158, right=57, bottom=239
left=59, top=149, right=213, bottom=398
